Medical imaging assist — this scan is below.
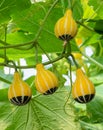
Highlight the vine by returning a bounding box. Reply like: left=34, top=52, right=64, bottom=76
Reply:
left=0, top=0, right=102, bottom=82
left=0, top=0, right=103, bottom=70
left=0, top=1, right=103, bottom=130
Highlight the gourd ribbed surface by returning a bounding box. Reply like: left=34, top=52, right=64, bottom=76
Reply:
left=35, top=63, right=58, bottom=95
left=54, top=9, right=77, bottom=41
left=72, top=68, right=95, bottom=103
left=8, top=71, right=32, bottom=106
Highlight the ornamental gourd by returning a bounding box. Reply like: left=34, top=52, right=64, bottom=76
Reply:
left=72, top=68, right=95, bottom=103
left=35, top=63, right=58, bottom=95
left=54, top=9, right=77, bottom=42
left=8, top=71, right=32, bottom=106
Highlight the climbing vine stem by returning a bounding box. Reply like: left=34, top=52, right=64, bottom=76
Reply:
left=37, top=42, right=52, bottom=62
left=64, top=62, right=73, bottom=115
left=34, top=0, right=59, bottom=41
left=7, top=60, right=17, bottom=72
left=0, top=0, right=101, bottom=70
left=70, top=54, right=79, bottom=68
left=35, top=42, right=39, bottom=64
left=0, top=41, right=35, bottom=50
left=76, top=20, right=95, bottom=33
left=0, top=51, right=69, bottom=69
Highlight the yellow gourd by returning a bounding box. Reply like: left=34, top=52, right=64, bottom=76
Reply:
left=8, top=71, right=32, bottom=106
left=72, top=68, right=95, bottom=103
left=54, top=9, right=77, bottom=42
left=35, top=63, right=59, bottom=95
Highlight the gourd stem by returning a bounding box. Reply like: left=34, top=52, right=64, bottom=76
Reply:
left=68, top=0, right=72, bottom=9
left=70, top=54, right=79, bottom=68
left=7, top=60, right=17, bottom=72
left=67, top=41, right=71, bottom=55
left=35, top=43, right=39, bottom=64
left=62, top=43, right=67, bottom=54
left=62, top=41, right=71, bottom=55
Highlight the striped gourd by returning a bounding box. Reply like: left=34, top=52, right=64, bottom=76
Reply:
left=8, top=71, right=32, bottom=106
left=72, top=68, right=95, bottom=103
left=54, top=9, right=77, bottom=42
left=35, top=63, right=58, bottom=95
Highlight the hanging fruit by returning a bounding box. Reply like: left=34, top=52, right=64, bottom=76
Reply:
left=8, top=71, right=32, bottom=106
left=54, top=9, right=77, bottom=42
left=35, top=63, right=59, bottom=95
left=72, top=68, right=95, bottom=103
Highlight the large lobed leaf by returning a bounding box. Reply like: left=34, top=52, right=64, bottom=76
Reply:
left=88, top=0, right=103, bottom=19
left=0, top=88, right=80, bottom=130
left=0, top=0, right=31, bottom=24
left=0, top=0, right=83, bottom=60
left=76, top=84, right=103, bottom=130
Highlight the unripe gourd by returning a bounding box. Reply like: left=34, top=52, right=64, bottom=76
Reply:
left=8, top=71, right=32, bottom=106
left=72, top=68, right=95, bottom=103
left=54, top=9, right=77, bottom=42
left=35, top=63, right=58, bottom=95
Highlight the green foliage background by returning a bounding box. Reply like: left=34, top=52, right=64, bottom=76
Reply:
left=0, top=0, right=103, bottom=130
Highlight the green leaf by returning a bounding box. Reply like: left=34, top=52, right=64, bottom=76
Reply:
left=94, top=20, right=103, bottom=34
left=72, top=0, right=83, bottom=20
left=0, top=0, right=31, bottom=24
left=0, top=1, right=103, bottom=129
left=0, top=1, right=82, bottom=61
left=86, top=85, right=103, bottom=123
left=90, top=72, right=103, bottom=85
left=0, top=70, right=12, bottom=86
left=25, top=76, right=36, bottom=96
left=76, top=85, right=103, bottom=129
left=26, top=56, right=42, bottom=66
left=82, top=33, right=101, bottom=46
left=3, top=2, right=64, bottom=58
left=88, top=0, right=103, bottom=19
left=77, top=24, right=95, bottom=39
left=0, top=88, right=8, bottom=101
left=79, top=120, right=103, bottom=130
left=94, top=56, right=103, bottom=65
left=0, top=102, right=14, bottom=130
left=82, top=1, right=96, bottom=20
left=0, top=88, right=81, bottom=130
